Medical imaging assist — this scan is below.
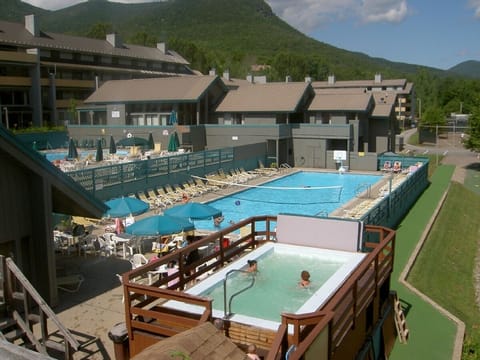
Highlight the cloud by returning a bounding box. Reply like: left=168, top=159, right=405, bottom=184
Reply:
left=359, top=0, right=408, bottom=23
left=468, top=0, right=480, bottom=18
left=265, top=0, right=409, bottom=32
left=22, top=0, right=164, bottom=11
left=22, top=0, right=86, bottom=10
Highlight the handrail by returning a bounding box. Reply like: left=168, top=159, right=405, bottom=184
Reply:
left=223, top=269, right=256, bottom=319
left=265, top=224, right=395, bottom=359
left=121, top=218, right=396, bottom=360
left=0, top=256, right=80, bottom=357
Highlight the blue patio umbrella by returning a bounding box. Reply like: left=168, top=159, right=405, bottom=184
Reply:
left=164, top=202, right=222, bottom=220
left=168, top=132, right=180, bottom=152
left=104, top=197, right=149, bottom=218
left=147, top=132, right=155, bottom=150
left=125, top=214, right=194, bottom=236
left=95, top=138, right=103, bottom=162
left=67, top=138, right=78, bottom=160
left=109, top=135, right=117, bottom=154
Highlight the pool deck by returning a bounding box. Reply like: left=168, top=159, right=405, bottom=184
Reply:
left=50, top=165, right=461, bottom=359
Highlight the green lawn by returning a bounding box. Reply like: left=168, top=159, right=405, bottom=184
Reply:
left=408, top=183, right=480, bottom=359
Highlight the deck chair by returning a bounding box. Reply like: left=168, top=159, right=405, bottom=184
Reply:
left=393, top=161, right=402, bottom=173
left=137, top=191, right=158, bottom=208
left=57, top=274, right=85, bottom=293
left=194, top=177, right=219, bottom=192
left=154, top=187, right=175, bottom=205
left=382, top=161, right=392, bottom=172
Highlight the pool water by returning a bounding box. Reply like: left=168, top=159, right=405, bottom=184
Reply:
left=195, top=171, right=381, bottom=230
left=201, top=250, right=344, bottom=321
left=43, top=150, right=128, bottom=162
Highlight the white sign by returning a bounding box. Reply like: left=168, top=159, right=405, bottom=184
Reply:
left=333, top=150, right=347, bottom=161
left=232, top=136, right=238, bottom=141
left=162, top=130, right=169, bottom=136
left=111, top=110, right=120, bottom=118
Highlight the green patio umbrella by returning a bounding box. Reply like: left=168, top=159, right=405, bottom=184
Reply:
left=67, top=138, right=78, bottom=160
left=95, top=138, right=103, bottom=162
left=168, top=132, right=180, bottom=152
left=147, top=132, right=155, bottom=150
left=109, top=135, right=117, bottom=154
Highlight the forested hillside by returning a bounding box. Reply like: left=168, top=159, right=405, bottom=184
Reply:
left=1, top=0, right=480, bottom=124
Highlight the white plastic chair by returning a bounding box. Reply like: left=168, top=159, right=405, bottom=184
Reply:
left=129, top=253, right=148, bottom=269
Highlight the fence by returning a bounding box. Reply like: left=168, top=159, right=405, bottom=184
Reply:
left=67, top=145, right=266, bottom=200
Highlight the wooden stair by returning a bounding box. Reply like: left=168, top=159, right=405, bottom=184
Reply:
left=392, top=292, right=409, bottom=343
left=0, top=256, right=92, bottom=359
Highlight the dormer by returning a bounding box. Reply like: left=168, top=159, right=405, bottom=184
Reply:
left=25, top=14, right=39, bottom=37
left=157, top=42, right=167, bottom=54
left=107, top=33, right=123, bottom=48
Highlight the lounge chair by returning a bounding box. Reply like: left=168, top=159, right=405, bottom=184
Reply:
left=194, top=177, right=219, bottom=192
left=57, top=274, right=84, bottom=293
left=382, top=161, right=392, bottom=172
left=393, top=161, right=402, bottom=173
left=137, top=191, right=158, bottom=208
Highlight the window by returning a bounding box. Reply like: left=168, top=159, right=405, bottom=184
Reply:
left=60, top=52, right=73, bottom=60
left=80, top=54, right=94, bottom=62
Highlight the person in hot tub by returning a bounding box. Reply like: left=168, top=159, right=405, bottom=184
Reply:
left=299, top=270, right=311, bottom=288
left=246, top=259, right=258, bottom=273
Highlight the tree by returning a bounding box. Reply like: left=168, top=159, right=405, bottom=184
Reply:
left=421, top=106, right=446, bottom=127
left=464, top=104, right=480, bottom=153
left=85, top=23, right=113, bottom=39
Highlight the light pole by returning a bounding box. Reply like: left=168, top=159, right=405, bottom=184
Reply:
left=417, top=98, right=422, bottom=120
left=3, top=107, right=9, bottom=130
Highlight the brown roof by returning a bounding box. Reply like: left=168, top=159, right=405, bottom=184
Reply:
left=0, top=127, right=106, bottom=218
left=309, top=93, right=372, bottom=112
left=216, top=82, right=312, bottom=112
left=85, top=76, right=223, bottom=103
left=371, top=92, right=396, bottom=117
left=131, top=322, right=248, bottom=360
left=311, top=78, right=408, bottom=89
left=0, top=19, right=188, bottom=65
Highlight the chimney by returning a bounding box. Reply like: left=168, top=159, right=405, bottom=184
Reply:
left=209, top=68, right=217, bottom=76
left=223, top=70, right=230, bottom=81
left=374, top=73, right=382, bottom=83
left=246, top=74, right=254, bottom=83
left=285, top=75, right=292, bottom=83
left=305, top=76, right=312, bottom=83
left=157, top=42, right=167, bottom=54
left=328, top=74, right=335, bottom=85
left=106, top=33, right=123, bottom=48
left=25, top=14, right=39, bottom=37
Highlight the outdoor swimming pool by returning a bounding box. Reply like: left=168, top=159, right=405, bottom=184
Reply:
left=168, top=243, right=366, bottom=330
left=43, top=149, right=128, bottom=162
left=195, top=171, right=381, bottom=230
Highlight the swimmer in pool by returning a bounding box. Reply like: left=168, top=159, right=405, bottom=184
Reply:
left=299, top=270, right=311, bottom=288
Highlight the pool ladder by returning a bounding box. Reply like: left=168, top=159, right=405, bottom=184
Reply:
left=223, top=269, right=256, bottom=319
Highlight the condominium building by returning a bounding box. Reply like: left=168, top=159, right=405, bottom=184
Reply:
left=0, top=15, right=193, bottom=129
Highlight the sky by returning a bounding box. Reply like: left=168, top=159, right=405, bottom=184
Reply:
left=21, top=0, right=480, bottom=70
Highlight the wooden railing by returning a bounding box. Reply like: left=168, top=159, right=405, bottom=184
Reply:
left=122, top=219, right=395, bottom=359
left=122, top=216, right=277, bottom=355
left=268, top=225, right=395, bottom=360
left=0, top=256, right=80, bottom=359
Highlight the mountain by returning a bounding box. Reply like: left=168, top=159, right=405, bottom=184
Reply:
left=448, top=60, right=480, bottom=79
left=0, top=0, right=449, bottom=79
left=0, top=0, right=48, bottom=21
